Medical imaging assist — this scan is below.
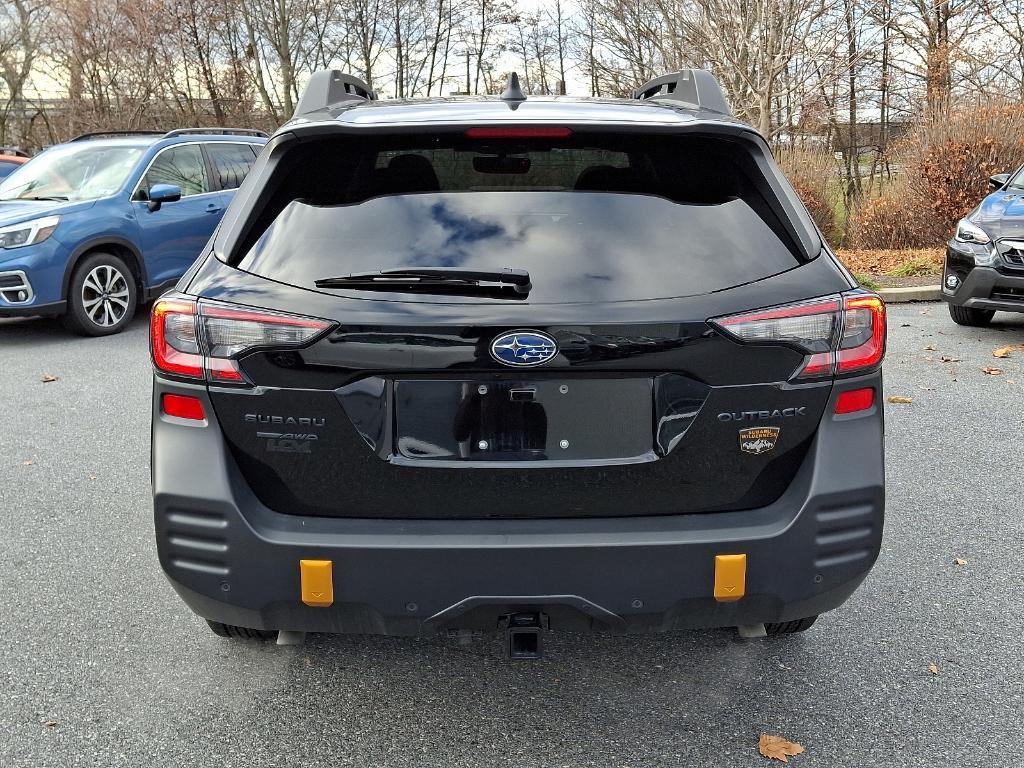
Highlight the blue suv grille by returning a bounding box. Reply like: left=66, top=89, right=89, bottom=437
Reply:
left=996, top=240, right=1024, bottom=270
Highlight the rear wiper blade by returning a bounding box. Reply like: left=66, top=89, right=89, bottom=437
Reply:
left=315, top=267, right=532, bottom=294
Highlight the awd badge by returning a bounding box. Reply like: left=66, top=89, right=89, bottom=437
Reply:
left=738, top=427, right=780, bottom=455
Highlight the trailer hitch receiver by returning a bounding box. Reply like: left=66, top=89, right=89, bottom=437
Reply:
left=506, top=612, right=543, bottom=660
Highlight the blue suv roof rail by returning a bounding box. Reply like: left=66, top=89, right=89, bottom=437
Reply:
left=631, top=70, right=732, bottom=117
left=293, top=70, right=377, bottom=119
left=70, top=130, right=164, bottom=142
left=162, top=128, right=269, bottom=139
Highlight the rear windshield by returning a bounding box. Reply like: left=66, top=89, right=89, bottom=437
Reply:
left=233, top=133, right=805, bottom=302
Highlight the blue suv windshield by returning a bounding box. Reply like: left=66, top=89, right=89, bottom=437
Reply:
left=0, top=144, right=144, bottom=202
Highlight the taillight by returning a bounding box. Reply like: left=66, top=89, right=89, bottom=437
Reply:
left=151, top=296, right=333, bottom=384
left=151, top=298, right=203, bottom=379
left=837, top=294, right=886, bottom=372
left=199, top=303, right=333, bottom=382
left=710, top=291, right=886, bottom=379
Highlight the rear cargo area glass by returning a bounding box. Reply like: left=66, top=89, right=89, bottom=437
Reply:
left=233, top=134, right=803, bottom=302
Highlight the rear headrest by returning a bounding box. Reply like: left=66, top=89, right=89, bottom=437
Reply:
left=574, top=165, right=645, bottom=193
left=379, top=153, right=440, bottom=193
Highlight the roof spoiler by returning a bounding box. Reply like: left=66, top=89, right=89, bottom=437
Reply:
left=293, top=70, right=377, bottom=118
left=631, top=70, right=731, bottom=116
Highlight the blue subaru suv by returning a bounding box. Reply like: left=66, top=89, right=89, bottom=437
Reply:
left=0, top=129, right=267, bottom=335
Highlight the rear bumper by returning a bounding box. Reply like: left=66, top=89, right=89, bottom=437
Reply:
left=152, top=375, right=885, bottom=635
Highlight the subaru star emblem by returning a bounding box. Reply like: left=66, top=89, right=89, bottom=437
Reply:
left=490, top=330, right=558, bottom=367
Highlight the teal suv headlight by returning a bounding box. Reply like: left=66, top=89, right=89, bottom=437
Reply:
left=0, top=215, right=60, bottom=249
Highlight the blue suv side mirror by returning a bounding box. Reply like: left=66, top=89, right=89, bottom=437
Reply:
left=147, top=183, right=182, bottom=212
left=989, top=173, right=1010, bottom=191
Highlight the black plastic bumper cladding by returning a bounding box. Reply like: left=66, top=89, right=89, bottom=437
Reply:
left=943, top=245, right=1024, bottom=311
left=152, top=372, right=884, bottom=634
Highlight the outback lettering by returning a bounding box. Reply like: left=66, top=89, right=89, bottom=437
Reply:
left=717, top=407, right=806, bottom=422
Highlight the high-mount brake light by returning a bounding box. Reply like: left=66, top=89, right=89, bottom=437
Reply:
left=710, top=291, right=886, bottom=379
left=150, top=297, right=333, bottom=384
left=464, top=126, right=573, bottom=139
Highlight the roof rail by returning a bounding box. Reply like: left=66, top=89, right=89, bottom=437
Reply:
left=293, top=70, right=377, bottom=118
left=162, top=128, right=269, bottom=139
left=631, top=70, right=732, bottom=116
left=70, top=130, right=164, bottom=142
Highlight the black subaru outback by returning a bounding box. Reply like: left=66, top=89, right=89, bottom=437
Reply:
left=150, top=70, right=886, bottom=654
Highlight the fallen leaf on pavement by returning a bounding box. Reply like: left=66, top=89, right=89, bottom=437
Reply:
left=759, top=734, right=805, bottom=763
left=928, top=664, right=940, bottom=675
left=40, top=373, right=58, bottom=383
left=918, top=385, right=934, bottom=391
left=955, top=558, right=967, bottom=566
left=993, top=344, right=1024, bottom=358
left=940, top=356, right=961, bottom=363
left=22, top=460, right=34, bottom=466
left=43, top=720, right=57, bottom=727
left=887, top=396, right=913, bottom=404
left=919, top=309, right=930, bottom=315
left=981, top=367, right=1002, bottom=375
left=924, top=344, right=936, bottom=351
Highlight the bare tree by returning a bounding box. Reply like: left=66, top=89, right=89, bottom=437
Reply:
left=0, top=0, right=47, bottom=145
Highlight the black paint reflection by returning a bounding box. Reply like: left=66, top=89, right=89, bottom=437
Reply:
left=237, top=192, right=799, bottom=304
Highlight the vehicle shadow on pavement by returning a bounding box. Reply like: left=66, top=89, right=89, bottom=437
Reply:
left=185, top=624, right=871, bottom=765
left=0, top=312, right=150, bottom=349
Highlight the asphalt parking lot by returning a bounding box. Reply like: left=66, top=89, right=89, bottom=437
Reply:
left=1, top=303, right=1022, bottom=767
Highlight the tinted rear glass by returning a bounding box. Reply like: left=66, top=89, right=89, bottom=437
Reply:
left=208, top=143, right=257, bottom=190
left=233, top=134, right=803, bottom=302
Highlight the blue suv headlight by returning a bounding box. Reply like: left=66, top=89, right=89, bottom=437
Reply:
left=953, top=218, right=996, bottom=266
left=0, top=215, right=60, bottom=249
left=954, top=218, right=990, bottom=245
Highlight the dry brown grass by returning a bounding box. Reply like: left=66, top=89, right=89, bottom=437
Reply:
left=835, top=248, right=944, bottom=275
left=906, top=104, right=1024, bottom=228
left=776, top=146, right=838, bottom=241
left=850, top=103, right=1024, bottom=249
left=847, top=193, right=945, bottom=249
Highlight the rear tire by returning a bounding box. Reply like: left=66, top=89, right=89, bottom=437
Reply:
left=206, top=620, right=277, bottom=641
left=62, top=252, right=138, bottom=336
left=765, top=616, right=817, bottom=635
left=948, top=304, right=994, bottom=327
